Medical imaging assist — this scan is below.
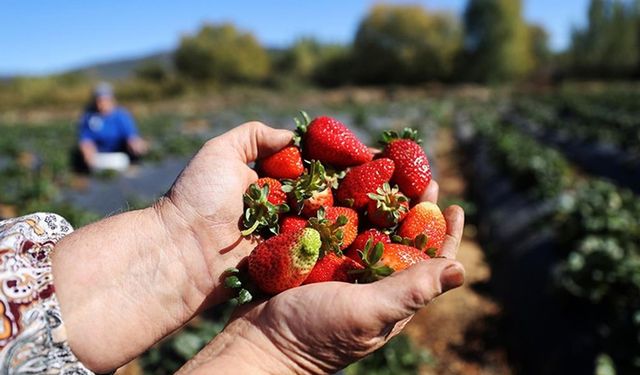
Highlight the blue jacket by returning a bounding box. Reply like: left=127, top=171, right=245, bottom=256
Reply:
left=78, top=107, right=139, bottom=152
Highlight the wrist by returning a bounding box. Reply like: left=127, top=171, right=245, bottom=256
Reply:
left=179, top=315, right=302, bottom=375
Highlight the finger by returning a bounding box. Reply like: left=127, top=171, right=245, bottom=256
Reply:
left=439, top=205, right=464, bottom=259
left=366, top=259, right=465, bottom=324
left=211, top=121, right=293, bottom=164
left=419, top=180, right=439, bottom=203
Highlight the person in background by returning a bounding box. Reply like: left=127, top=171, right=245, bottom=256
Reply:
left=76, top=82, right=148, bottom=172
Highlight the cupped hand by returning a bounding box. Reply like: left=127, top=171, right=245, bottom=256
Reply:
left=53, top=122, right=292, bottom=372
left=158, top=122, right=293, bottom=308
left=180, top=190, right=466, bottom=374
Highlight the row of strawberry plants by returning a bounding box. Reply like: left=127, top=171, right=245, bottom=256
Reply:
left=514, top=95, right=640, bottom=155
left=511, top=100, right=640, bottom=194
left=459, top=110, right=640, bottom=374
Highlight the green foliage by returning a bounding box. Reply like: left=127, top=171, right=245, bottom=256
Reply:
left=553, top=179, right=640, bottom=373
left=352, top=4, right=462, bottom=84
left=345, top=335, right=435, bottom=375
left=174, top=23, right=270, bottom=83
left=515, top=91, right=640, bottom=154
left=462, top=0, right=534, bottom=82
left=277, top=38, right=347, bottom=80
left=139, top=317, right=227, bottom=374
left=135, top=62, right=169, bottom=83
left=568, top=0, right=640, bottom=78
left=554, top=179, right=640, bottom=302
left=477, top=119, right=571, bottom=198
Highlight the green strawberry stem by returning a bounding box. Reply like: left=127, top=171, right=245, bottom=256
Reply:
left=379, top=127, right=422, bottom=146
left=349, top=240, right=395, bottom=283
left=292, top=110, right=311, bottom=147
left=240, top=220, right=261, bottom=236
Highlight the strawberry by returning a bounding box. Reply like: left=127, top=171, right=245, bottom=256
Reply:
left=324, top=207, right=359, bottom=250
left=255, top=178, right=287, bottom=205
left=260, top=146, right=304, bottom=180
left=336, top=158, right=395, bottom=210
left=378, top=243, right=430, bottom=272
left=366, top=183, right=410, bottom=228
left=282, top=160, right=334, bottom=217
left=303, top=252, right=364, bottom=284
left=380, top=128, right=432, bottom=199
left=353, top=241, right=430, bottom=282
left=346, top=228, right=391, bottom=264
left=248, top=228, right=321, bottom=294
left=241, top=179, right=289, bottom=236
left=295, top=112, right=373, bottom=168
left=397, top=201, right=446, bottom=253
left=308, top=207, right=358, bottom=254
left=280, top=215, right=308, bottom=235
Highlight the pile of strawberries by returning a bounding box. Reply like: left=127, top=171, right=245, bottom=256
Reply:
left=228, top=112, right=446, bottom=301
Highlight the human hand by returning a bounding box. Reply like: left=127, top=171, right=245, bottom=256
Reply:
left=180, top=189, right=465, bottom=374
left=127, top=136, right=149, bottom=156
left=53, top=122, right=292, bottom=372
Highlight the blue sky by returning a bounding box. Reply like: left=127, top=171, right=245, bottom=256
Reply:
left=0, top=0, right=588, bottom=76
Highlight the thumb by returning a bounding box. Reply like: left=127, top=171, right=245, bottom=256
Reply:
left=220, top=121, right=293, bottom=164
left=366, top=259, right=465, bottom=324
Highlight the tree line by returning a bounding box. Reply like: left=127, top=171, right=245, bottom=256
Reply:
left=173, top=0, right=546, bottom=86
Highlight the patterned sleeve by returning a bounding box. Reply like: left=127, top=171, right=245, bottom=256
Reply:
left=0, top=213, right=93, bottom=374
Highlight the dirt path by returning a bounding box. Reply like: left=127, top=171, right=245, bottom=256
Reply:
left=404, top=129, right=512, bottom=375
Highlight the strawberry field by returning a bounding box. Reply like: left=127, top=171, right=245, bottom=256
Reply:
left=1, top=86, right=639, bottom=374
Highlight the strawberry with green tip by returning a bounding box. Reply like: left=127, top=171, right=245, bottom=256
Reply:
left=296, top=112, right=373, bottom=168
left=366, top=183, right=409, bottom=228
left=380, top=128, right=432, bottom=199
left=248, top=228, right=322, bottom=294
left=336, top=158, right=395, bottom=210
left=282, top=160, right=334, bottom=217
left=260, top=145, right=304, bottom=180
left=397, top=201, right=446, bottom=253
left=241, top=178, right=289, bottom=236
left=303, top=252, right=364, bottom=284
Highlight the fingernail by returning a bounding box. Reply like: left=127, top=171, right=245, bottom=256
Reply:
left=440, top=264, right=464, bottom=293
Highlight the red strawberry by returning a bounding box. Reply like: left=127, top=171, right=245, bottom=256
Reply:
left=282, top=160, right=334, bottom=218
left=346, top=229, right=391, bottom=264
left=336, top=158, right=395, bottom=210
left=248, top=228, right=321, bottom=294
left=303, top=253, right=364, bottom=284
left=241, top=179, right=290, bottom=236
left=255, top=178, right=287, bottom=205
left=366, top=183, right=410, bottom=228
left=353, top=241, right=430, bottom=282
left=324, top=207, right=359, bottom=250
left=280, top=215, right=308, bottom=235
left=308, top=207, right=358, bottom=254
left=296, top=112, right=373, bottom=168
left=397, top=202, right=446, bottom=253
left=260, top=146, right=304, bottom=180
left=380, top=128, right=431, bottom=199
left=379, top=243, right=430, bottom=271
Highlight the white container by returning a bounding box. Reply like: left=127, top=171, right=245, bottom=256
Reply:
left=92, top=152, right=130, bottom=173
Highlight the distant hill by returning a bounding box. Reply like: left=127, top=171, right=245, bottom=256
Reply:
left=68, top=51, right=174, bottom=80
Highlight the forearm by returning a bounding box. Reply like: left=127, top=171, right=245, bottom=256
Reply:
left=52, top=200, right=209, bottom=372
left=79, top=141, right=97, bottom=165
